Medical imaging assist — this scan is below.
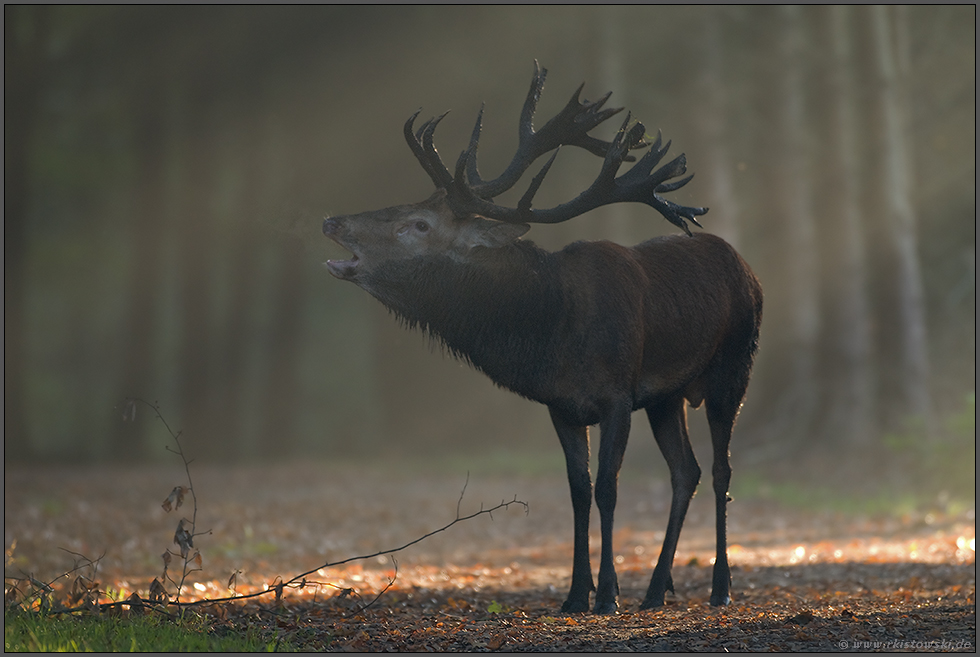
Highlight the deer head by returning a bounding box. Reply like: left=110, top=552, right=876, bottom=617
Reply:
left=323, top=189, right=529, bottom=284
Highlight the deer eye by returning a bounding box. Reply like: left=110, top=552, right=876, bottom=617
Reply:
left=414, top=220, right=429, bottom=233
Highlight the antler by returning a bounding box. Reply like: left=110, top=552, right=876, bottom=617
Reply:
left=453, top=115, right=706, bottom=235
left=404, top=62, right=708, bottom=236
left=405, top=61, right=631, bottom=199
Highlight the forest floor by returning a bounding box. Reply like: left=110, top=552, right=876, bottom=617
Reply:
left=4, top=460, right=975, bottom=651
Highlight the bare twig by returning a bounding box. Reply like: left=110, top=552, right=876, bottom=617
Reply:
left=7, top=549, right=105, bottom=613
left=357, top=557, right=399, bottom=613
left=124, top=398, right=211, bottom=606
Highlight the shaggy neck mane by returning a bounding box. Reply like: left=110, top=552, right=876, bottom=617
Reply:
left=363, top=241, right=564, bottom=398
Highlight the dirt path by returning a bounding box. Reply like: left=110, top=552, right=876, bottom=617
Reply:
left=5, top=461, right=975, bottom=651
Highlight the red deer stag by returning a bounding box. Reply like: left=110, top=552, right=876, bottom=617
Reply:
left=323, top=63, right=763, bottom=614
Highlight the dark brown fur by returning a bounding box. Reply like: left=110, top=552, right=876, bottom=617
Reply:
left=324, top=192, right=762, bottom=613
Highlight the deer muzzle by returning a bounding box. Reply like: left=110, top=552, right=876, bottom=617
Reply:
left=322, top=217, right=360, bottom=280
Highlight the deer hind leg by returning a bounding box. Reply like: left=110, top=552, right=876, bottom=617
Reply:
left=641, top=396, right=701, bottom=610
left=549, top=407, right=594, bottom=613
left=703, top=325, right=757, bottom=607
left=592, top=401, right=633, bottom=614
left=705, top=400, right=735, bottom=606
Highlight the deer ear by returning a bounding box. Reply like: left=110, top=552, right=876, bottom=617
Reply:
left=461, top=216, right=530, bottom=249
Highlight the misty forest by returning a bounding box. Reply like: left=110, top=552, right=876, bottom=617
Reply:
left=3, top=6, right=976, bottom=651
left=5, top=6, right=975, bottom=499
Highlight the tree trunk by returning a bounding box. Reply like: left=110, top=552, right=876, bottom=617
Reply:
left=4, top=6, right=48, bottom=461
left=773, top=6, right=820, bottom=444
left=597, top=4, right=634, bottom=246
left=694, top=7, right=739, bottom=250
left=820, top=5, right=876, bottom=446
left=110, top=63, right=172, bottom=460
left=257, top=237, right=307, bottom=459
left=869, top=4, right=934, bottom=435
left=174, top=89, right=220, bottom=459
left=208, top=103, right=267, bottom=460
left=255, top=111, right=311, bottom=459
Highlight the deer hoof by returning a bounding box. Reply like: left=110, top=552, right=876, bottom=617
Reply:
left=593, top=599, right=619, bottom=615
left=710, top=593, right=731, bottom=607
left=560, top=598, right=590, bottom=614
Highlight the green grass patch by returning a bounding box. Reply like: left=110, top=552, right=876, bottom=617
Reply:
left=733, top=393, right=976, bottom=518
left=3, top=609, right=292, bottom=652
left=731, top=472, right=925, bottom=517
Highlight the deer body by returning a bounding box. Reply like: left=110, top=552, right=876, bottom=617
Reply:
left=322, top=64, right=762, bottom=613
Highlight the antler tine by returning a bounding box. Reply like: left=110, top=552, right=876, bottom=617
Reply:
left=583, top=113, right=644, bottom=194
left=404, top=110, right=454, bottom=189
left=656, top=197, right=707, bottom=235
left=519, top=60, right=548, bottom=142
left=620, top=136, right=681, bottom=189
left=464, top=104, right=486, bottom=190
left=625, top=130, right=668, bottom=178
left=644, top=152, right=688, bottom=190
left=405, top=114, right=437, bottom=185
left=655, top=172, right=695, bottom=194
left=555, top=88, right=637, bottom=160
left=404, top=110, right=427, bottom=163
left=517, top=148, right=561, bottom=215
left=462, top=62, right=547, bottom=197
left=615, top=131, right=696, bottom=196
left=420, top=112, right=450, bottom=155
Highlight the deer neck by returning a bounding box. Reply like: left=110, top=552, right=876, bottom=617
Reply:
left=363, top=242, right=563, bottom=397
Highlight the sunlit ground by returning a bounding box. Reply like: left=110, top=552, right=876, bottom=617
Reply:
left=4, top=460, right=973, bottom=606
left=6, top=460, right=974, bottom=651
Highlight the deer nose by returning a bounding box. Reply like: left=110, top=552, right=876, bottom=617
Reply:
left=322, top=217, right=339, bottom=236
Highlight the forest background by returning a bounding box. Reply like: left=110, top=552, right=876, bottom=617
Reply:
left=4, top=5, right=975, bottom=505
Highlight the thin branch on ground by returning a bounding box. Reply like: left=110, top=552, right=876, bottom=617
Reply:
left=357, top=556, right=398, bottom=614
left=85, top=481, right=526, bottom=613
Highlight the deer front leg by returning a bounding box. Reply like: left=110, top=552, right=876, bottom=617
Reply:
left=593, top=402, right=632, bottom=614
left=549, top=408, right=594, bottom=613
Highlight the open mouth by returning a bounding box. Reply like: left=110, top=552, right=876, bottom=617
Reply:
left=322, top=218, right=360, bottom=280
left=325, top=252, right=359, bottom=279
left=324, top=235, right=359, bottom=279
